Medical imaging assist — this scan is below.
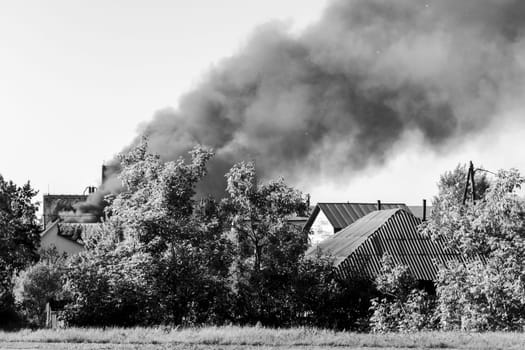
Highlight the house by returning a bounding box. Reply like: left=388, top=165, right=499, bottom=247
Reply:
left=42, top=190, right=99, bottom=229
left=40, top=188, right=101, bottom=255
left=306, top=208, right=459, bottom=283
left=42, top=194, right=89, bottom=228
left=40, top=221, right=101, bottom=256
left=304, top=202, right=410, bottom=245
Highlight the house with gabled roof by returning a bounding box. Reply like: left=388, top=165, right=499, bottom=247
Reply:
left=40, top=189, right=102, bottom=256
left=306, top=208, right=460, bottom=283
left=304, top=202, right=410, bottom=245
left=40, top=221, right=84, bottom=256
left=40, top=221, right=101, bottom=256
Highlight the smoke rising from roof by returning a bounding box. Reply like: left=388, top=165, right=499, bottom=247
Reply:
left=85, top=0, right=525, bottom=212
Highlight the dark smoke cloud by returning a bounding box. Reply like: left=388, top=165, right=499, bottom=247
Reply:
left=76, top=163, right=122, bottom=222
left=85, top=0, right=525, bottom=215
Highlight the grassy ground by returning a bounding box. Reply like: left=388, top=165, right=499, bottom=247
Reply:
left=0, top=326, right=524, bottom=350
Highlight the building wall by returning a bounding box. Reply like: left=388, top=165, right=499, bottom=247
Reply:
left=308, top=210, right=335, bottom=246
left=40, top=223, right=85, bottom=256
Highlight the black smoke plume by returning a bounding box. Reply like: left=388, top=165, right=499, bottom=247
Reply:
left=81, top=0, right=525, bottom=219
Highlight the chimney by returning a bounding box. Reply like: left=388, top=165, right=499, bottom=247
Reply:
left=102, top=164, right=107, bottom=184
left=422, top=199, right=427, bottom=221
left=377, top=200, right=382, bottom=210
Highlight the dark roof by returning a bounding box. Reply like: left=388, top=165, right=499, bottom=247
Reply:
left=307, top=208, right=461, bottom=281
left=304, top=202, right=409, bottom=232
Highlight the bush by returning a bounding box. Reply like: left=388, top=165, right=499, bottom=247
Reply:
left=369, top=254, right=436, bottom=332
left=62, top=226, right=163, bottom=326
left=435, top=260, right=525, bottom=331
left=13, top=260, right=65, bottom=327
left=424, top=168, right=525, bottom=331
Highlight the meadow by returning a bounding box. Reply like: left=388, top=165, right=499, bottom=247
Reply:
left=1, top=326, right=524, bottom=350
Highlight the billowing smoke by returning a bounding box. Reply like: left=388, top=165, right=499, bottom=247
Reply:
left=81, top=0, right=525, bottom=218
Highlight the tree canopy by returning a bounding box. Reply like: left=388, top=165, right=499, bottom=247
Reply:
left=422, top=167, right=525, bottom=330
left=0, top=175, right=40, bottom=325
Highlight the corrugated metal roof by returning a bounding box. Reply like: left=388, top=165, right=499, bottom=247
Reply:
left=304, top=202, right=409, bottom=232
left=307, top=208, right=461, bottom=281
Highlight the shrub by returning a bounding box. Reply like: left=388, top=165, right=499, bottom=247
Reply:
left=369, top=254, right=436, bottom=332
left=424, top=168, right=525, bottom=331
left=13, top=260, right=65, bottom=326
left=435, top=260, right=525, bottom=331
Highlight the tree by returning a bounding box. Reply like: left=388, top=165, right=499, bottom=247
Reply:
left=224, top=161, right=309, bottom=274
left=436, top=163, right=490, bottom=204
left=223, top=161, right=326, bottom=326
left=64, top=140, right=234, bottom=326
left=369, top=254, right=435, bottom=333
left=423, top=168, right=525, bottom=257
left=13, top=255, right=66, bottom=326
left=63, top=225, right=162, bottom=326
left=0, top=175, right=40, bottom=327
left=422, top=168, right=525, bottom=330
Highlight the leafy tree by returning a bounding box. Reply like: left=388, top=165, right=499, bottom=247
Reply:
left=13, top=257, right=66, bottom=326
left=423, top=168, right=525, bottom=257
left=0, top=175, right=40, bottom=327
left=369, top=254, right=435, bottom=333
left=63, top=225, right=161, bottom=326
left=436, top=163, right=490, bottom=204
left=223, top=161, right=332, bottom=326
left=422, top=168, right=525, bottom=330
left=112, top=140, right=233, bottom=325
left=64, top=140, right=234, bottom=326
left=297, top=250, right=376, bottom=330
left=224, top=161, right=309, bottom=274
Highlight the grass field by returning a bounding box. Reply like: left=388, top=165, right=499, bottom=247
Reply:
left=1, top=326, right=524, bottom=350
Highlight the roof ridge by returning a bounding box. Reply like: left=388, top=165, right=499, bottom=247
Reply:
left=332, top=208, right=401, bottom=237
left=369, top=208, right=403, bottom=233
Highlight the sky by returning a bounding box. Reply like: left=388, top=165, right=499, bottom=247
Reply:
left=1, top=0, right=524, bottom=211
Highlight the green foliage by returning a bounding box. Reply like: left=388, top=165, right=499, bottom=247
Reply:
left=156, top=197, right=234, bottom=326
left=13, top=260, right=65, bottom=326
left=369, top=254, right=435, bottom=333
left=374, top=254, right=415, bottom=299
left=424, top=167, right=525, bottom=331
left=64, top=140, right=234, bottom=326
left=224, top=161, right=309, bottom=273
left=0, top=175, right=39, bottom=328
left=223, top=161, right=322, bottom=326
left=63, top=227, right=161, bottom=326
left=422, top=168, right=525, bottom=257
left=435, top=259, right=525, bottom=331
left=61, top=141, right=384, bottom=329
left=436, top=163, right=490, bottom=204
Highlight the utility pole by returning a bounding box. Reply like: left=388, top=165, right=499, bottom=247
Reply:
left=462, top=161, right=476, bottom=205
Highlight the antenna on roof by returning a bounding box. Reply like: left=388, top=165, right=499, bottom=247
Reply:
left=377, top=200, right=382, bottom=210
